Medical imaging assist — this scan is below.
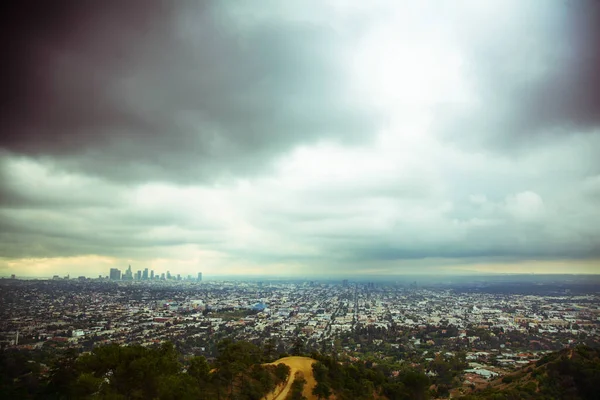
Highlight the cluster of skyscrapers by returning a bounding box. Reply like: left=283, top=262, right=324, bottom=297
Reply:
left=109, top=265, right=202, bottom=282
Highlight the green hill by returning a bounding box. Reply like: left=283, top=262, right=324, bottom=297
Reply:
left=459, top=345, right=600, bottom=400
left=2, top=341, right=599, bottom=399
left=1, top=340, right=290, bottom=400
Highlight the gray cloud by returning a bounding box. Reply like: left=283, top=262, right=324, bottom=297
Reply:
left=0, top=0, right=599, bottom=276
left=435, top=0, right=600, bottom=151
left=1, top=0, right=381, bottom=184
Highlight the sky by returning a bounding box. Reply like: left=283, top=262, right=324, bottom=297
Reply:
left=1, top=0, right=600, bottom=278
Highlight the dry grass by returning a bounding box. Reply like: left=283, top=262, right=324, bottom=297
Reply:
left=264, top=356, right=318, bottom=400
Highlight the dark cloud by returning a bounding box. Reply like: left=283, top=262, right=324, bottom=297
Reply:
left=1, top=0, right=176, bottom=147
left=0, top=1, right=599, bottom=276
left=0, top=0, right=381, bottom=184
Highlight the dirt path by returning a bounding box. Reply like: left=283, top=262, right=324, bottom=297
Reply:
left=263, top=356, right=317, bottom=400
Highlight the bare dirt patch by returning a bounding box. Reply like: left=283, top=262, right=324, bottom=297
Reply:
left=264, top=356, right=318, bottom=400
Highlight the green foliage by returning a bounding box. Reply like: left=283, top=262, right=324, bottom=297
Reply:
left=287, top=374, right=307, bottom=400
left=5, top=340, right=599, bottom=400
left=0, top=339, right=291, bottom=400
left=188, top=355, right=210, bottom=384
left=311, top=353, right=430, bottom=400
left=73, top=342, right=184, bottom=399
left=208, top=309, right=259, bottom=321
left=275, top=362, right=291, bottom=382
left=427, top=352, right=467, bottom=397
left=460, top=345, right=600, bottom=400
left=263, top=337, right=278, bottom=362
left=0, top=349, right=47, bottom=399
left=291, top=337, right=305, bottom=356
left=213, top=339, right=288, bottom=399
left=383, top=370, right=430, bottom=400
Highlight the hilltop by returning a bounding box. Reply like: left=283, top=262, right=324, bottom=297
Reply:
left=265, top=356, right=317, bottom=400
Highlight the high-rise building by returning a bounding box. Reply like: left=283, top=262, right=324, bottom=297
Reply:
left=109, top=268, right=121, bottom=280
left=123, top=265, right=133, bottom=280
left=161, top=272, right=166, bottom=280
left=166, top=271, right=171, bottom=280
left=136, top=270, right=142, bottom=280
left=150, top=270, right=154, bottom=280
left=142, top=268, right=149, bottom=280
left=197, top=272, right=202, bottom=282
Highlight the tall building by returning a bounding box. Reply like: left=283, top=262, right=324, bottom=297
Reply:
left=150, top=270, right=154, bottom=280
left=142, top=268, right=149, bottom=280
left=136, top=270, right=142, bottom=280
left=166, top=271, right=171, bottom=280
left=123, top=265, right=133, bottom=280
left=197, top=272, right=202, bottom=282
left=110, top=268, right=121, bottom=280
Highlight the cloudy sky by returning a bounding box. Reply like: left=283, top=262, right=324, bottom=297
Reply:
left=1, top=0, right=600, bottom=278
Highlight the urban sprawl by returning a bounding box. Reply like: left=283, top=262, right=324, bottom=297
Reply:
left=1, top=274, right=599, bottom=388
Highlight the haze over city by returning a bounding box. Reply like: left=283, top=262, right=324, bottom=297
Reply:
left=1, top=0, right=600, bottom=278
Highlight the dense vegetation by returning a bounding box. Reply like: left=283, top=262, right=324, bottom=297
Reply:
left=286, top=374, right=307, bottom=400
left=310, top=352, right=430, bottom=400
left=0, top=339, right=289, bottom=399
left=2, top=339, right=599, bottom=399
left=459, top=345, right=600, bottom=400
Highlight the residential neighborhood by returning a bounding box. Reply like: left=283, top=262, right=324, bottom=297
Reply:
left=2, top=276, right=598, bottom=388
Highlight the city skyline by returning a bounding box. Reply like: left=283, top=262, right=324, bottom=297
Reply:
left=1, top=0, right=600, bottom=278
left=108, top=265, right=202, bottom=282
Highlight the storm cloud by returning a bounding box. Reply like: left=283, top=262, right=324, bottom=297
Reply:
left=1, top=0, right=599, bottom=277
left=1, top=0, right=380, bottom=183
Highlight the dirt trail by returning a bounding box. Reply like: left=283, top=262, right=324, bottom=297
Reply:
left=263, top=356, right=317, bottom=400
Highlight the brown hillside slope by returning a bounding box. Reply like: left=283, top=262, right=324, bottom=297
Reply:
left=264, top=356, right=318, bottom=400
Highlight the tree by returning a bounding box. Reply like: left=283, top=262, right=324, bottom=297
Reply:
left=275, top=363, right=291, bottom=383
left=292, top=337, right=305, bottom=356
left=263, top=337, right=278, bottom=362
left=312, top=362, right=331, bottom=399
left=188, top=355, right=210, bottom=384
left=288, top=375, right=308, bottom=400
left=313, top=381, right=332, bottom=399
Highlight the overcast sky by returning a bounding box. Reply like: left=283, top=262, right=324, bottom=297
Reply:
left=1, top=0, right=600, bottom=278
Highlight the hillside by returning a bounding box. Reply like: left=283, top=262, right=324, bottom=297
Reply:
left=0, top=340, right=292, bottom=400
left=265, top=356, right=317, bottom=400
left=2, top=339, right=599, bottom=399
left=459, top=345, right=600, bottom=400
